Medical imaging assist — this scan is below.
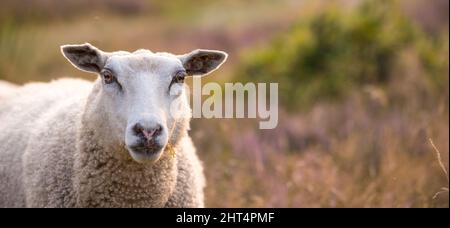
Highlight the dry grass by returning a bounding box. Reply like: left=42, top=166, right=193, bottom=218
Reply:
left=197, top=92, right=449, bottom=207
left=429, top=138, right=449, bottom=200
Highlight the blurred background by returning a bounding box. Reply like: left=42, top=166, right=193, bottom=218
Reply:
left=0, top=0, right=448, bottom=207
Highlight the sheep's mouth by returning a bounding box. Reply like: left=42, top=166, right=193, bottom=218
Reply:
left=130, top=145, right=162, bottom=154
left=127, top=143, right=164, bottom=163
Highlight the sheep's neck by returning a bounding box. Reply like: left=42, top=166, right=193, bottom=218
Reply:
left=74, top=119, right=177, bottom=208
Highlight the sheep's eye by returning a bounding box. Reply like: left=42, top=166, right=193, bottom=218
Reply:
left=102, top=70, right=115, bottom=84
left=173, top=71, right=186, bottom=84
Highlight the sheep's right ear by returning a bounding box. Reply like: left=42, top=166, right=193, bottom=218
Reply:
left=178, top=49, right=228, bottom=76
left=61, top=43, right=107, bottom=73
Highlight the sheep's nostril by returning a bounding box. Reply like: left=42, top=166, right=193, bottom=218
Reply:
left=133, top=123, right=145, bottom=136
left=154, top=125, right=162, bottom=137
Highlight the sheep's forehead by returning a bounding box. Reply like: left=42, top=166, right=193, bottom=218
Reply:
left=105, top=51, right=183, bottom=78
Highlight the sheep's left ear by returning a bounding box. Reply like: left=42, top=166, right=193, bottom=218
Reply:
left=60, top=43, right=108, bottom=74
left=179, top=49, right=228, bottom=76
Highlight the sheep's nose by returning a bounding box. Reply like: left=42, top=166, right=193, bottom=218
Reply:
left=133, top=123, right=163, bottom=141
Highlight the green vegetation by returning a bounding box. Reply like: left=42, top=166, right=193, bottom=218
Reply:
left=237, top=0, right=448, bottom=110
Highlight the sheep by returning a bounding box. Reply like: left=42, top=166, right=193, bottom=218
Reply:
left=0, top=43, right=227, bottom=207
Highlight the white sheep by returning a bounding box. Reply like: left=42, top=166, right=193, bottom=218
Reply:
left=0, top=43, right=227, bottom=207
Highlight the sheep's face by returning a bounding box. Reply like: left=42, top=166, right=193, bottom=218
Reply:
left=61, top=43, right=227, bottom=163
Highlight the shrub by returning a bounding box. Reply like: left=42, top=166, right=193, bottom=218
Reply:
left=235, top=0, right=447, bottom=111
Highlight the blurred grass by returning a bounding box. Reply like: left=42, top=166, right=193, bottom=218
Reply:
left=0, top=0, right=448, bottom=207
left=0, top=0, right=300, bottom=83
left=197, top=0, right=449, bottom=208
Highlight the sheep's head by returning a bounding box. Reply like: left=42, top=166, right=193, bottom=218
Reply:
left=61, top=43, right=227, bottom=163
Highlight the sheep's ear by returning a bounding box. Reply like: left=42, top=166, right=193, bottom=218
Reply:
left=61, top=43, right=107, bottom=73
left=178, top=49, right=228, bottom=76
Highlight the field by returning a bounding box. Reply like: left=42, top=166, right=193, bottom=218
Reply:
left=0, top=0, right=448, bottom=207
